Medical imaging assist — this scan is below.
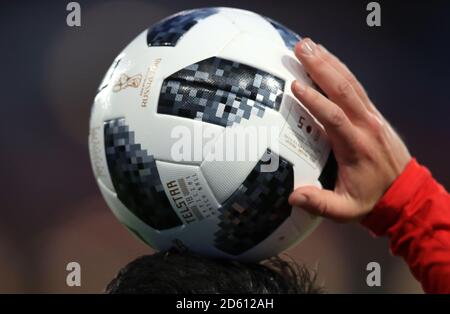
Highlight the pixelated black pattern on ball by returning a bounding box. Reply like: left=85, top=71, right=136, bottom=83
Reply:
left=147, top=8, right=218, bottom=47
left=265, top=17, right=301, bottom=50
left=214, top=150, right=293, bottom=256
left=104, top=118, right=182, bottom=230
left=319, top=150, right=338, bottom=190
left=158, top=57, right=285, bottom=127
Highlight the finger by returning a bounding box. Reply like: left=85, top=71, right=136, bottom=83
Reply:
left=294, top=38, right=368, bottom=122
left=316, top=44, right=379, bottom=116
left=291, top=80, right=359, bottom=159
left=289, top=186, right=358, bottom=222
left=316, top=44, right=369, bottom=104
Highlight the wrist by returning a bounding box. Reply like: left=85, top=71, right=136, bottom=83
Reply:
left=360, top=158, right=429, bottom=236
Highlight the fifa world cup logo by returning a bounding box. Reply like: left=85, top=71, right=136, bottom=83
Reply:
left=113, top=73, right=143, bottom=92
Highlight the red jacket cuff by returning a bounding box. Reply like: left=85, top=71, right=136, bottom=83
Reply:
left=360, top=158, right=431, bottom=236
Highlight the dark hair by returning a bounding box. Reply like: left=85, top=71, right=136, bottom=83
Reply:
left=106, top=250, right=323, bottom=294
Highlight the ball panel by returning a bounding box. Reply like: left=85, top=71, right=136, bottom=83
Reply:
left=130, top=112, right=223, bottom=165
left=217, top=8, right=284, bottom=46
left=157, top=57, right=285, bottom=128
left=237, top=215, right=316, bottom=262
left=89, top=117, right=114, bottom=192
left=155, top=160, right=238, bottom=259
left=218, top=32, right=292, bottom=86
left=199, top=102, right=286, bottom=204
left=264, top=17, right=301, bottom=50
left=96, top=177, right=173, bottom=251
left=155, top=159, right=221, bottom=225
left=155, top=11, right=240, bottom=69
left=276, top=94, right=331, bottom=186
left=318, top=150, right=338, bottom=190
left=213, top=149, right=293, bottom=256
left=104, top=118, right=183, bottom=230
left=200, top=131, right=265, bottom=203
left=147, top=8, right=219, bottom=47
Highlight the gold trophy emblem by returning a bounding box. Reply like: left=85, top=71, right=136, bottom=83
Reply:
left=113, top=73, right=142, bottom=92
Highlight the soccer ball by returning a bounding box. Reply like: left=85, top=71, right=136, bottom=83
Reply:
left=89, top=7, right=337, bottom=261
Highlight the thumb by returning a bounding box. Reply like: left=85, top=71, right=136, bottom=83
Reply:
left=288, top=185, right=357, bottom=222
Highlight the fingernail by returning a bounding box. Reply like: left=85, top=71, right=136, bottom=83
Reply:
left=301, top=38, right=316, bottom=56
left=318, top=44, right=328, bottom=54
left=293, top=80, right=306, bottom=95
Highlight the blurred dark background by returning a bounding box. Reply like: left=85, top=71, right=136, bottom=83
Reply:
left=0, top=0, right=448, bottom=293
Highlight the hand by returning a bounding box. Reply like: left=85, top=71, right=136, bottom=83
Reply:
left=288, top=38, right=411, bottom=222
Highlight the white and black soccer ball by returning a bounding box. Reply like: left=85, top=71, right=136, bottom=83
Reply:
left=89, top=7, right=337, bottom=261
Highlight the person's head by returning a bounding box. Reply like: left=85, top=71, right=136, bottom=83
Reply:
left=106, top=250, right=322, bottom=294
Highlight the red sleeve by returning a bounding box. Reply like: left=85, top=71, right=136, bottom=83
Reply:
left=361, top=158, right=450, bottom=294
